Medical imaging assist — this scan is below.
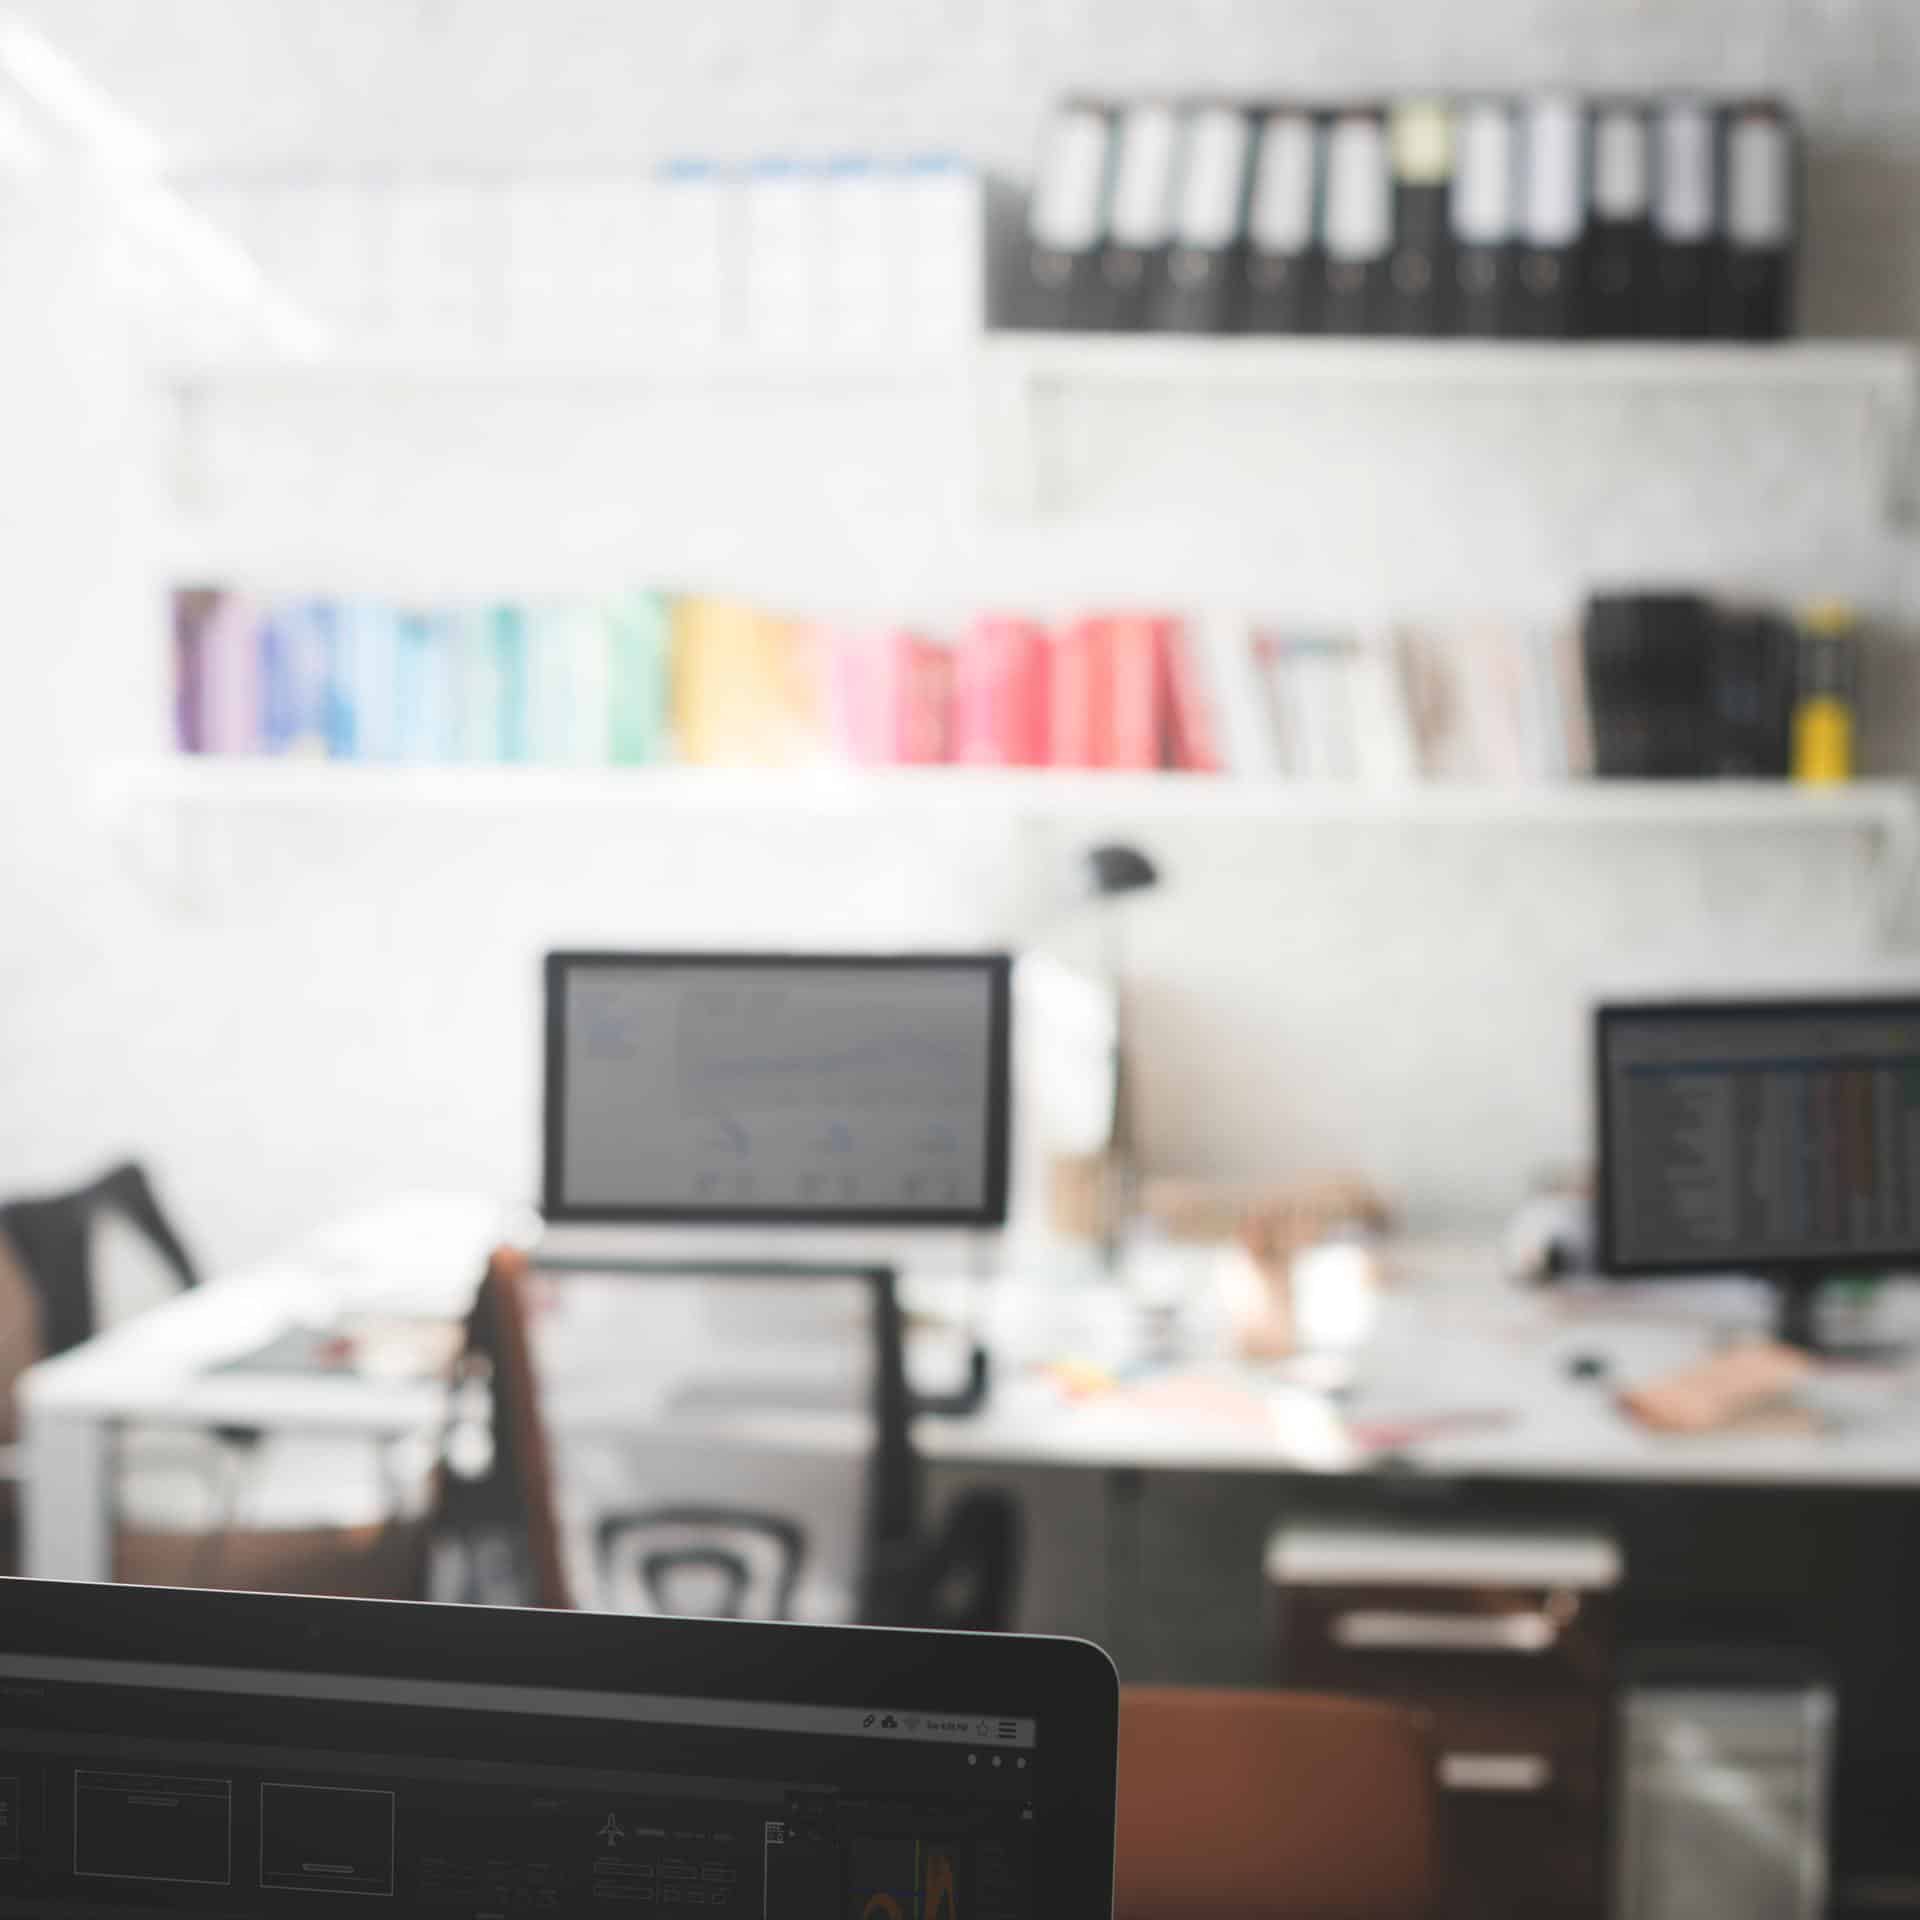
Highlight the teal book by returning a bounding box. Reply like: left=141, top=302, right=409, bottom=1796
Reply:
left=528, top=601, right=609, bottom=764
left=525, top=603, right=575, bottom=764
left=607, top=591, right=670, bottom=765
left=493, top=604, right=531, bottom=762
left=449, top=607, right=500, bottom=762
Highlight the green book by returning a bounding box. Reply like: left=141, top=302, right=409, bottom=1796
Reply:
left=607, top=590, right=670, bottom=766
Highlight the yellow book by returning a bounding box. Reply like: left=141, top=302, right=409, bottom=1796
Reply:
left=670, top=597, right=828, bottom=767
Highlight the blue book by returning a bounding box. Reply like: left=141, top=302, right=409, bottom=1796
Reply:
left=313, top=600, right=358, bottom=760
left=395, top=610, right=454, bottom=762
left=260, top=606, right=298, bottom=754
left=343, top=600, right=399, bottom=763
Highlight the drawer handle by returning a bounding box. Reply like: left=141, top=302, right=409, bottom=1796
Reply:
left=1440, top=1752, right=1556, bottom=1795
left=1331, top=1609, right=1560, bottom=1654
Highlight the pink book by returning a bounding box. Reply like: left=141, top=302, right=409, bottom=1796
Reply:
left=957, top=616, right=1048, bottom=766
left=897, top=636, right=953, bottom=764
left=830, top=627, right=955, bottom=765
left=826, top=625, right=890, bottom=765
left=200, top=589, right=264, bottom=755
left=1105, top=613, right=1169, bottom=769
left=1048, top=616, right=1108, bottom=768
left=1163, top=617, right=1223, bottom=773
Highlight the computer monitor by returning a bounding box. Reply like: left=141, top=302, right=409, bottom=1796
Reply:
left=1596, top=997, right=1920, bottom=1344
left=0, top=1577, right=1118, bottom=1917
left=543, top=952, right=1011, bottom=1229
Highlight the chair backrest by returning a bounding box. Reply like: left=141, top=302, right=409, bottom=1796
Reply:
left=0, top=1161, right=198, bottom=1360
left=1115, top=1686, right=1439, bottom=1920
left=471, top=1248, right=574, bottom=1610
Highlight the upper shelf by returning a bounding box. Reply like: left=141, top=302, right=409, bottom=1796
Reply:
left=981, top=335, right=1917, bottom=390
left=148, top=335, right=1920, bottom=522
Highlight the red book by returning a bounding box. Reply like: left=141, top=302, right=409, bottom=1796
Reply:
left=1048, top=616, right=1109, bottom=767
left=957, top=616, right=1048, bottom=766
left=898, top=636, right=953, bottom=764
left=1105, top=613, right=1170, bottom=769
left=1162, top=617, right=1224, bottom=772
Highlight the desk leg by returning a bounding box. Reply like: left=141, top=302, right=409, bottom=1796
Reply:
left=22, top=1409, right=113, bottom=1583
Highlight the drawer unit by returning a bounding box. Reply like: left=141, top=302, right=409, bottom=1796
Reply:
left=1267, top=1524, right=1622, bottom=1920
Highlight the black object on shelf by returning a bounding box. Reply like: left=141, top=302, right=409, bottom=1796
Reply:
left=1099, top=100, right=1180, bottom=332
left=1384, top=99, right=1453, bottom=335
left=1157, top=103, right=1254, bottom=334
left=1320, top=107, right=1392, bottom=335
left=1582, top=592, right=1716, bottom=777
left=1450, top=98, right=1518, bottom=336
left=1707, top=609, right=1796, bottom=776
left=1585, top=101, right=1652, bottom=338
left=1650, top=98, right=1719, bottom=338
left=1014, top=98, right=1115, bottom=330
left=1717, top=99, right=1797, bottom=340
left=1514, top=95, right=1587, bottom=337
left=1242, top=107, right=1321, bottom=333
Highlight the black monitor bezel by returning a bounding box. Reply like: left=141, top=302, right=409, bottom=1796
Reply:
left=542, top=950, right=1013, bottom=1228
left=1595, top=995, right=1920, bottom=1278
left=0, top=1578, right=1117, bottom=1914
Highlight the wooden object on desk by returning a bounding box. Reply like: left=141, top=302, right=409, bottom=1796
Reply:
left=1115, top=1685, right=1440, bottom=1920
left=1617, top=1340, right=1813, bottom=1435
left=1267, top=1525, right=1622, bottom=1920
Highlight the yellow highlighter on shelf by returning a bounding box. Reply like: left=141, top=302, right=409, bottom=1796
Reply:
left=1791, top=599, right=1859, bottom=784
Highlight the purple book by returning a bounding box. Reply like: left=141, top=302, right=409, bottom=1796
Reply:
left=171, top=586, right=220, bottom=753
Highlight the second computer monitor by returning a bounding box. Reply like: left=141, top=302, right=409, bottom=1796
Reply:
left=543, top=951, right=1011, bottom=1227
left=1596, top=997, right=1920, bottom=1278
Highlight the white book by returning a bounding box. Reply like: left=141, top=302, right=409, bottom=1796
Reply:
left=1300, top=642, right=1358, bottom=781
left=1527, top=622, right=1569, bottom=781
left=1200, top=615, right=1284, bottom=778
left=1348, top=634, right=1420, bottom=784
left=1249, top=629, right=1300, bottom=777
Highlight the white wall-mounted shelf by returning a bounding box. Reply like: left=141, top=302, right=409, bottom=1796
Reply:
left=978, top=335, right=1920, bottom=517
left=98, top=760, right=1920, bottom=928
left=150, top=335, right=1920, bottom=524
left=95, top=758, right=1911, bottom=834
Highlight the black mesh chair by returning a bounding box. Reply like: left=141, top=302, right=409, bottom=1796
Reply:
left=459, top=1248, right=1020, bottom=1632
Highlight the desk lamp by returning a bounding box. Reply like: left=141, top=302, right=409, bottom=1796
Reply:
left=1075, top=842, right=1161, bottom=1269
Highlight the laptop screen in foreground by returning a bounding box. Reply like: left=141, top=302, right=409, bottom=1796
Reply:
left=0, top=1649, right=1037, bottom=1916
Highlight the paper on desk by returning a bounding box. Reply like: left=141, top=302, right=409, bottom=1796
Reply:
left=1044, top=1370, right=1353, bottom=1466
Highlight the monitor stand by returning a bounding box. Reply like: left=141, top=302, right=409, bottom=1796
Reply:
left=1768, top=1271, right=1909, bottom=1360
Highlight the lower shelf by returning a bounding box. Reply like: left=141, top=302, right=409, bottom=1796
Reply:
left=96, top=757, right=1920, bottom=831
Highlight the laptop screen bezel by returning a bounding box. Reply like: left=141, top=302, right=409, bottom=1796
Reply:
left=0, top=1578, right=1118, bottom=1916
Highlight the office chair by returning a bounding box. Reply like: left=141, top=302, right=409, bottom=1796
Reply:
left=0, top=1161, right=432, bottom=1595
left=1114, top=1687, right=1441, bottom=1920
left=0, top=1161, right=200, bottom=1361
left=456, top=1247, right=1020, bottom=1631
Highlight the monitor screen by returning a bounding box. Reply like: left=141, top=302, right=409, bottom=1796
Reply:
left=544, top=953, right=1011, bottom=1226
left=1597, top=999, right=1920, bottom=1274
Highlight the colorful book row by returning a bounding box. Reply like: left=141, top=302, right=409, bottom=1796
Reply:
left=171, top=591, right=1224, bottom=773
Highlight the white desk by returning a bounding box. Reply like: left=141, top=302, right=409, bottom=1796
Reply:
left=23, top=1202, right=1920, bottom=1584
left=18, top=1193, right=523, bottom=1583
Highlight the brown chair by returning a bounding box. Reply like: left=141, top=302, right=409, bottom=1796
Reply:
left=1115, top=1686, right=1440, bottom=1920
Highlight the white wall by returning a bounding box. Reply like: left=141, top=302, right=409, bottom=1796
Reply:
left=5, top=0, right=1920, bottom=1264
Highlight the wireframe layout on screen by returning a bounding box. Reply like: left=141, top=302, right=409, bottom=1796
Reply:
left=543, top=953, right=1012, bottom=1227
